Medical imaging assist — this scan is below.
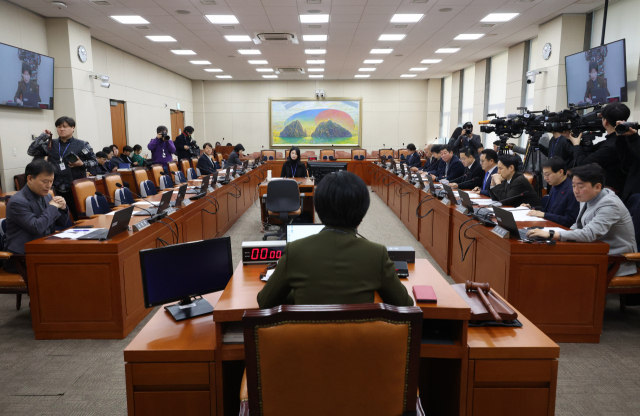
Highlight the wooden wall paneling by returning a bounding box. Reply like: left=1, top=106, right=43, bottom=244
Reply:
left=110, top=101, right=127, bottom=149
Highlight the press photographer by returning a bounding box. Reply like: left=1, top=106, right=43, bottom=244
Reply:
left=175, top=126, right=198, bottom=161
left=614, top=120, right=640, bottom=204
left=148, top=125, right=176, bottom=173
left=453, top=122, right=484, bottom=157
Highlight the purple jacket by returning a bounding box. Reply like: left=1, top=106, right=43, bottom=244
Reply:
left=148, top=137, right=176, bottom=164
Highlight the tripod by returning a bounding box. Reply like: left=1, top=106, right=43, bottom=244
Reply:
left=522, top=132, right=544, bottom=199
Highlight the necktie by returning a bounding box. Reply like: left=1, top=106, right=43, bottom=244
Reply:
left=483, top=171, right=490, bottom=190
left=576, top=203, right=588, bottom=229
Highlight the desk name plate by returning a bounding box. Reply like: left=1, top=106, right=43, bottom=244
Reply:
left=133, top=219, right=151, bottom=232
left=456, top=205, right=469, bottom=215
left=491, top=225, right=510, bottom=239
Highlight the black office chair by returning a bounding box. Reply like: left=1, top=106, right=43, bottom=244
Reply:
left=262, top=180, right=304, bottom=240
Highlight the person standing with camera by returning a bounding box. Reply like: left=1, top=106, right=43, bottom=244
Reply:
left=27, top=116, right=98, bottom=221
left=148, top=125, right=176, bottom=173
left=175, top=126, right=195, bottom=161
left=453, top=122, right=484, bottom=157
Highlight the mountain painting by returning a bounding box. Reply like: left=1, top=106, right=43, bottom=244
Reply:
left=270, top=99, right=361, bottom=147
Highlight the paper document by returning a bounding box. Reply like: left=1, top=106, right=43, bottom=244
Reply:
left=50, top=229, right=106, bottom=239
left=511, top=211, right=546, bottom=222
left=260, top=269, right=275, bottom=282
left=469, top=199, right=497, bottom=206
left=133, top=201, right=159, bottom=206
left=542, top=227, right=565, bottom=233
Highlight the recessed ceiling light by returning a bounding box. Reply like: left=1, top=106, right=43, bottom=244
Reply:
left=481, top=13, right=519, bottom=22
left=190, top=60, right=211, bottom=65
left=379, top=34, right=406, bottom=41
left=421, top=59, right=442, bottom=64
left=358, top=68, right=376, bottom=72
left=306, top=60, right=325, bottom=64
left=204, top=68, right=223, bottom=72
left=390, top=14, right=424, bottom=23
left=263, top=75, right=278, bottom=79
left=371, top=49, right=393, bottom=54
left=455, top=34, right=485, bottom=40
left=400, top=74, right=417, bottom=78
left=110, top=16, right=149, bottom=24
left=436, top=48, right=460, bottom=53
left=225, top=35, right=252, bottom=42
left=146, top=36, right=176, bottom=42
left=308, top=68, right=324, bottom=72
left=217, top=75, right=233, bottom=79
left=300, top=14, right=329, bottom=23
left=355, top=74, right=370, bottom=78
left=238, top=49, right=261, bottom=55
left=256, top=68, right=274, bottom=72
left=364, top=59, right=383, bottom=64
left=303, top=35, right=328, bottom=41
left=248, top=60, right=268, bottom=64
left=171, top=49, right=196, bottom=55
left=205, top=15, right=239, bottom=24
left=309, top=74, right=323, bottom=78
left=410, top=67, right=428, bottom=71
left=305, top=49, right=326, bottom=54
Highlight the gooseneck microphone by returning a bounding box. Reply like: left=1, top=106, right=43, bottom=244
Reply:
left=95, top=191, right=155, bottom=217
left=497, top=191, right=534, bottom=205
left=114, top=183, right=168, bottom=219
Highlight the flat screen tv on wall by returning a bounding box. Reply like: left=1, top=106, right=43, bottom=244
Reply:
left=0, top=42, right=54, bottom=110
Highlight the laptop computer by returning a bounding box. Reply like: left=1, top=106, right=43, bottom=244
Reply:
left=78, top=206, right=134, bottom=241
left=415, top=172, right=426, bottom=189
left=425, top=175, right=443, bottom=197
left=286, top=224, right=325, bottom=243
left=590, top=87, right=609, bottom=104
left=399, top=162, right=406, bottom=177
left=21, top=91, right=40, bottom=107
left=170, top=184, right=187, bottom=207
left=493, top=206, right=531, bottom=240
left=441, top=183, right=460, bottom=205
left=133, top=190, right=173, bottom=216
left=186, top=175, right=209, bottom=194
left=458, top=190, right=482, bottom=214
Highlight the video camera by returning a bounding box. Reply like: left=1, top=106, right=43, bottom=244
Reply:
left=479, top=108, right=548, bottom=145
left=544, top=103, right=605, bottom=147
left=188, top=140, right=200, bottom=157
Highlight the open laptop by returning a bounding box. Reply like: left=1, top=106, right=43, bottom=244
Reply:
left=425, top=175, right=442, bottom=197
left=441, top=183, right=460, bottom=205
left=286, top=224, right=325, bottom=243
left=133, top=190, right=173, bottom=216
left=78, top=206, right=134, bottom=240
left=590, top=87, right=609, bottom=104
left=186, top=175, right=209, bottom=194
left=399, top=162, right=406, bottom=177
left=21, top=91, right=40, bottom=107
left=170, top=184, right=187, bottom=207
left=493, top=206, right=532, bottom=240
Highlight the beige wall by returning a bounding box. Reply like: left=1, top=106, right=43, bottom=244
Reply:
left=473, top=59, right=488, bottom=133
left=450, top=71, right=462, bottom=134
left=198, top=80, right=435, bottom=155
left=426, top=78, right=442, bottom=143
left=505, top=42, right=526, bottom=115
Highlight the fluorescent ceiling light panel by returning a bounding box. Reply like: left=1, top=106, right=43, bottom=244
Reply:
left=146, top=36, right=176, bottom=42
left=248, top=60, right=268, bottom=64
left=256, top=68, right=273, bottom=72
left=238, top=49, right=261, bottom=54
left=400, top=74, right=417, bottom=78
left=358, top=68, right=376, bottom=72
left=379, top=34, right=406, bottom=41
left=481, top=13, right=519, bottom=22
left=309, top=74, right=323, bottom=78
left=204, top=68, right=223, bottom=72
left=307, top=68, right=324, bottom=72
left=216, top=75, right=233, bottom=78
left=190, top=60, right=211, bottom=64
left=455, top=34, right=485, bottom=40
left=306, top=60, right=325, bottom=64
left=435, top=48, right=460, bottom=53
left=364, top=59, right=383, bottom=64
left=305, top=49, right=326, bottom=54
left=421, top=59, right=442, bottom=64
left=370, top=49, right=393, bottom=54
left=390, top=14, right=424, bottom=23
left=110, top=16, right=149, bottom=24
left=303, top=35, right=327, bottom=41
left=263, top=75, right=278, bottom=79
left=300, top=15, right=329, bottom=23
left=354, top=75, right=370, bottom=78
left=225, top=35, right=252, bottom=42
left=205, top=15, right=239, bottom=24
left=410, top=67, right=428, bottom=71
left=171, top=50, right=196, bottom=55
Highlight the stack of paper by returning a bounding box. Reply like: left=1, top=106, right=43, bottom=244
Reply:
left=50, top=229, right=106, bottom=239
left=223, top=322, right=244, bottom=344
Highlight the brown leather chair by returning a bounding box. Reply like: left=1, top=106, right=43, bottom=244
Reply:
left=285, top=149, right=290, bottom=159
left=168, top=162, right=179, bottom=175
left=133, top=168, right=149, bottom=195
left=261, top=150, right=276, bottom=162
left=301, top=150, right=316, bottom=159
left=240, top=303, right=424, bottom=416
left=103, top=173, right=129, bottom=208
left=523, top=172, right=536, bottom=187
left=151, top=165, right=164, bottom=188
left=180, top=159, right=191, bottom=176
left=217, top=153, right=224, bottom=165
left=0, top=250, right=28, bottom=310
left=71, top=178, right=98, bottom=218
left=379, top=149, right=394, bottom=160
left=351, top=149, right=366, bottom=160
left=0, top=201, right=5, bottom=219
left=14, top=174, right=26, bottom=191
left=335, top=150, right=350, bottom=159
left=191, top=157, right=199, bottom=171
left=319, top=149, right=335, bottom=161
left=371, top=150, right=380, bottom=159
left=398, top=149, right=411, bottom=161
left=607, top=255, right=640, bottom=311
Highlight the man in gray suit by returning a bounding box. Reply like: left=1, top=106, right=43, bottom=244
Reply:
left=5, top=160, right=69, bottom=270
left=527, top=163, right=637, bottom=276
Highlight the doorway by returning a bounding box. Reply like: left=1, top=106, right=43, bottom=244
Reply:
left=170, top=110, right=184, bottom=141
left=110, top=100, right=127, bottom=150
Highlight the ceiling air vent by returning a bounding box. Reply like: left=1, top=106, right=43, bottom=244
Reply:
left=176, top=10, right=191, bottom=14
left=275, top=67, right=305, bottom=75
left=307, top=0, right=321, bottom=4
left=200, top=0, right=217, bottom=4
left=221, top=25, right=235, bottom=29
left=480, top=23, right=496, bottom=28
left=91, top=1, right=112, bottom=5
left=411, top=0, right=429, bottom=3
left=394, top=24, right=408, bottom=29
left=255, top=32, right=298, bottom=44
left=308, top=25, right=321, bottom=29
left=134, top=26, right=150, bottom=30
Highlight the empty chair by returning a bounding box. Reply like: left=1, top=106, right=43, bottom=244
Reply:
left=187, top=167, right=199, bottom=180
left=262, top=150, right=276, bottom=161
left=352, top=149, right=366, bottom=160
left=151, top=165, right=165, bottom=188
left=398, top=149, right=411, bottom=160
left=174, top=170, right=188, bottom=184
left=140, top=180, right=158, bottom=197
left=13, top=174, right=26, bottom=191
left=285, top=149, right=290, bottom=159
left=180, top=159, right=191, bottom=177
left=320, top=149, right=335, bottom=161
left=379, top=149, right=394, bottom=160
left=133, top=168, right=149, bottom=196
left=85, top=192, right=110, bottom=217
left=103, top=173, right=125, bottom=205
left=71, top=178, right=99, bottom=218
left=115, top=187, right=135, bottom=206
left=168, top=162, right=179, bottom=176
left=159, top=173, right=175, bottom=190
left=263, top=180, right=303, bottom=240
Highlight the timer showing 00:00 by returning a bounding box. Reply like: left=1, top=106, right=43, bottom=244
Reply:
left=251, top=248, right=282, bottom=260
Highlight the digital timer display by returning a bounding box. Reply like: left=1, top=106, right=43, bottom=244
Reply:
left=242, top=241, right=286, bottom=264
left=250, top=247, right=282, bottom=261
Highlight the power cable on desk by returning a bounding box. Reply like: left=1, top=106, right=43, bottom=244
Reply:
left=458, top=218, right=483, bottom=262
left=156, top=237, right=169, bottom=247
left=416, top=196, right=435, bottom=219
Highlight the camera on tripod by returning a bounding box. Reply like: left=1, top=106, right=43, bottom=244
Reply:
left=544, top=103, right=605, bottom=147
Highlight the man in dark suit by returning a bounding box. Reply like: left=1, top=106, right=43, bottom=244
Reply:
left=453, top=122, right=484, bottom=157
left=490, top=155, right=541, bottom=206
left=175, top=126, right=195, bottom=161
left=89, top=151, right=117, bottom=176
left=414, top=144, right=441, bottom=173
left=472, top=149, right=499, bottom=197
left=431, top=144, right=465, bottom=182
left=5, top=160, right=69, bottom=270
left=257, top=171, right=413, bottom=308
left=404, top=143, right=421, bottom=168
left=197, top=142, right=220, bottom=175
left=450, top=147, right=484, bottom=190
left=521, top=157, right=578, bottom=228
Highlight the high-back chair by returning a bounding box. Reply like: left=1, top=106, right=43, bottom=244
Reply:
left=71, top=178, right=98, bottom=218
left=398, top=149, right=411, bottom=160
left=241, top=303, right=423, bottom=416
left=0, top=213, right=28, bottom=310
left=351, top=149, right=366, bottom=160
left=13, top=174, right=26, bottom=191
left=285, top=149, right=290, bottom=159
left=84, top=193, right=111, bottom=217
left=191, top=157, right=199, bottom=170
left=173, top=170, right=188, bottom=184
left=262, top=180, right=303, bottom=241
left=133, top=168, right=149, bottom=196
left=151, top=165, right=164, bottom=187
left=187, top=167, right=199, bottom=180
left=104, top=173, right=124, bottom=205
left=379, top=149, right=394, bottom=160
left=320, top=149, right=335, bottom=161
left=301, top=150, right=316, bottom=159
left=158, top=172, right=175, bottom=190
left=217, top=153, right=224, bottom=166
left=180, top=159, right=191, bottom=176
left=168, top=162, right=179, bottom=175
left=115, top=187, right=135, bottom=206
left=335, top=150, right=350, bottom=159
left=261, top=150, right=276, bottom=161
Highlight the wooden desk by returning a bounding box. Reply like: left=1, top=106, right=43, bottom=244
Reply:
left=258, top=178, right=316, bottom=224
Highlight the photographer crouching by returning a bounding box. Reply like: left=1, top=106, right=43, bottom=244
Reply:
left=27, top=116, right=98, bottom=221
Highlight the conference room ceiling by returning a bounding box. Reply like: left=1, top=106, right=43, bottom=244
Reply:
left=19, top=0, right=606, bottom=81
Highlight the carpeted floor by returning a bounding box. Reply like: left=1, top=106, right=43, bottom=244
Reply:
left=1, top=188, right=639, bottom=415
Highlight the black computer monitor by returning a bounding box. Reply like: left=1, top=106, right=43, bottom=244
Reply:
left=306, top=161, right=348, bottom=183
left=140, top=237, right=233, bottom=321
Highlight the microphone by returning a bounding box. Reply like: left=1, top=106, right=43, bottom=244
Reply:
left=494, top=191, right=535, bottom=206
left=443, top=172, right=468, bottom=184
left=114, top=183, right=165, bottom=216
left=96, top=191, right=156, bottom=217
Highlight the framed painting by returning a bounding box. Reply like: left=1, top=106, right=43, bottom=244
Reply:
left=269, top=98, right=362, bottom=147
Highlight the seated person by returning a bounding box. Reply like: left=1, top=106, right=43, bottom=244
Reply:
left=404, top=143, right=421, bottom=168
left=197, top=142, right=220, bottom=175
left=281, top=146, right=307, bottom=178
left=110, top=145, right=125, bottom=166
left=120, top=146, right=135, bottom=166
left=5, top=160, right=69, bottom=271
left=227, top=144, right=244, bottom=166
left=449, top=147, right=484, bottom=190
left=430, top=144, right=465, bottom=182
left=89, top=151, right=116, bottom=176
left=489, top=155, right=541, bottom=207
left=411, top=144, right=437, bottom=173
left=471, top=149, right=499, bottom=197
left=101, top=147, right=119, bottom=172
left=521, top=157, right=579, bottom=228
left=257, top=171, right=414, bottom=308
left=528, top=163, right=637, bottom=276
left=132, top=145, right=146, bottom=167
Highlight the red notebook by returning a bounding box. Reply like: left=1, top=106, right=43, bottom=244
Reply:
left=412, top=285, right=437, bottom=303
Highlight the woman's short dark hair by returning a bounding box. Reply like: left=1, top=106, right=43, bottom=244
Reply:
left=96, top=151, right=108, bottom=159
left=569, top=163, right=605, bottom=187
left=21, top=62, right=31, bottom=75
left=542, top=156, right=566, bottom=174
left=55, top=116, right=76, bottom=128
left=26, top=159, right=55, bottom=178
left=123, top=145, right=133, bottom=152
left=157, top=125, right=168, bottom=134
left=314, top=171, right=370, bottom=228
left=133, top=144, right=142, bottom=152
left=287, top=146, right=301, bottom=162
left=184, top=126, right=194, bottom=134
left=234, top=144, right=245, bottom=153
left=407, top=143, right=416, bottom=151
